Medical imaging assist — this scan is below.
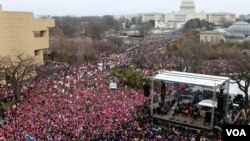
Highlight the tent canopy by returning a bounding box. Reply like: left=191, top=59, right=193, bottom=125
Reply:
left=154, top=71, right=229, bottom=87
left=198, top=99, right=217, bottom=108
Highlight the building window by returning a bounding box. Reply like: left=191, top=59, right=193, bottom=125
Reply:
left=34, top=50, right=40, bottom=56
left=33, top=30, right=46, bottom=37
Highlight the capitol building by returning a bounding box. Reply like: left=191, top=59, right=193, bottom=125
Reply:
left=142, top=0, right=236, bottom=29
left=165, top=0, right=206, bottom=23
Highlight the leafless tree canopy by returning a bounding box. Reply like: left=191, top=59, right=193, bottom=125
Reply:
left=0, top=52, right=37, bottom=100
left=84, top=21, right=106, bottom=41
left=226, top=50, right=250, bottom=109
left=167, top=32, right=209, bottom=73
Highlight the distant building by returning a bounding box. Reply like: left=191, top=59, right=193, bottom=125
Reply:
left=207, top=13, right=236, bottom=26
left=0, top=5, right=55, bottom=63
left=155, top=21, right=186, bottom=29
left=155, top=21, right=173, bottom=29
left=200, top=31, right=224, bottom=44
left=142, top=13, right=165, bottom=22
left=224, top=21, right=250, bottom=42
left=113, top=15, right=135, bottom=21
left=200, top=21, right=250, bottom=43
left=227, top=21, right=250, bottom=36
left=238, top=14, right=250, bottom=21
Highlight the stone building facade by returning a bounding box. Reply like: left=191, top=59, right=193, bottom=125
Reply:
left=0, top=5, right=55, bottom=84
left=0, top=5, right=55, bottom=63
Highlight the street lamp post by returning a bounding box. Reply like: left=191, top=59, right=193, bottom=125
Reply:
left=219, top=84, right=225, bottom=123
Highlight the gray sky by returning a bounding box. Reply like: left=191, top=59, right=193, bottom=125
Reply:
left=0, top=0, right=249, bottom=16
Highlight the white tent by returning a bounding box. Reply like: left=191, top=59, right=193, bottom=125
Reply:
left=198, top=99, right=217, bottom=108
left=154, top=71, right=229, bottom=87
left=152, top=71, right=230, bottom=128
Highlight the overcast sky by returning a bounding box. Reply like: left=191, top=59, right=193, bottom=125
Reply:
left=0, top=0, right=249, bottom=16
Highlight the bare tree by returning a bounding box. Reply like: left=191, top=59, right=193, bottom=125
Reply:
left=167, top=32, right=208, bottom=73
left=52, top=16, right=81, bottom=38
left=67, top=41, right=86, bottom=67
left=49, top=28, right=70, bottom=61
left=0, top=52, right=37, bottom=101
left=138, top=21, right=154, bottom=36
left=102, top=15, right=122, bottom=32
left=84, top=22, right=105, bottom=41
left=226, top=50, right=250, bottom=111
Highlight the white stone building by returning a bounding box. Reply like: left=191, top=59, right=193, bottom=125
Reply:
left=165, top=0, right=207, bottom=23
left=142, top=0, right=236, bottom=29
left=207, top=13, right=236, bottom=26
left=142, top=13, right=165, bottom=22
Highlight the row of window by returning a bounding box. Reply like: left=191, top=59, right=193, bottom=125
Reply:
left=201, top=34, right=223, bottom=43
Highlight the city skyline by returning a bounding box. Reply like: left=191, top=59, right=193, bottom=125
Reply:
left=0, top=0, right=249, bottom=16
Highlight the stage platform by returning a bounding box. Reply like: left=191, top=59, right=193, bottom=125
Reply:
left=153, top=113, right=213, bottom=132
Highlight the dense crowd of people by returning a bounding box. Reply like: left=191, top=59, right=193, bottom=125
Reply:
left=126, top=31, right=181, bottom=72
left=0, top=31, right=234, bottom=140
left=1, top=54, right=146, bottom=140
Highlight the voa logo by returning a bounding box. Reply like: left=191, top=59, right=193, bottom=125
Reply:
left=226, top=129, right=246, bottom=136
